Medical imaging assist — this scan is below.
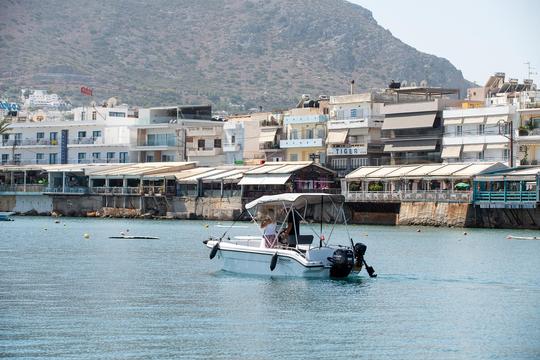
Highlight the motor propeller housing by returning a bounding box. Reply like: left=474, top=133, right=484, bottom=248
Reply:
left=328, top=248, right=354, bottom=278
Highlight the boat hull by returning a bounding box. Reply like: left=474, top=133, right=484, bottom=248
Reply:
left=206, top=241, right=358, bottom=278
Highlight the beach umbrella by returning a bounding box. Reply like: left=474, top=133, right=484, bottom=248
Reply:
left=454, top=182, right=470, bottom=190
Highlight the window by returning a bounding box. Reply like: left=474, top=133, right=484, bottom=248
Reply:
left=36, top=132, right=45, bottom=140
left=92, top=130, right=101, bottom=139
left=455, top=125, right=463, bottom=136
left=305, top=129, right=313, bottom=139
left=14, top=133, right=22, bottom=145
left=36, top=153, right=44, bottom=164
left=13, top=154, right=21, bottom=165
left=108, top=112, right=126, bottom=118
left=119, top=152, right=128, bottom=163
left=317, top=128, right=325, bottom=139
left=477, top=124, right=485, bottom=135
left=503, top=149, right=509, bottom=161
left=350, top=109, right=357, bottom=118
left=161, top=154, right=174, bottom=162
left=214, top=139, right=222, bottom=148
left=106, top=152, right=115, bottom=163
left=478, top=151, right=484, bottom=160
left=92, top=111, right=97, bottom=120
left=290, top=154, right=298, bottom=161
left=231, top=135, right=235, bottom=144
left=146, top=155, right=154, bottom=162
left=1, top=154, right=8, bottom=165
left=78, top=131, right=86, bottom=138
left=81, top=111, right=85, bottom=121
left=2, top=134, right=8, bottom=146
left=291, top=129, right=299, bottom=140
left=49, top=153, right=57, bottom=164
left=78, top=153, right=86, bottom=163
left=50, top=132, right=58, bottom=144
left=92, top=152, right=100, bottom=161
left=332, top=158, right=347, bottom=169
left=197, top=139, right=205, bottom=149
left=351, top=157, right=368, bottom=168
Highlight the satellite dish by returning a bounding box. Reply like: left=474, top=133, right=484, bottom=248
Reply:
left=410, top=81, right=417, bottom=87
left=401, top=80, right=408, bottom=87
left=106, top=97, right=118, bottom=108
left=420, top=80, right=428, bottom=87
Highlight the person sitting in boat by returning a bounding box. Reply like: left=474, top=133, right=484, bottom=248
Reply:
left=280, top=207, right=301, bottom=247
left=260, top=210, right=277, bottom=248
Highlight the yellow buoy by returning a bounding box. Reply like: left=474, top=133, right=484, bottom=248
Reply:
left=204, top=224, right=209, bottom=228
left=83, top=233, right=90, bottom=239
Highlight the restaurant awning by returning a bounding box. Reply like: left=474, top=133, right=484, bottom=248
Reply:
left=441, top=145, right=462, bottom=158
left=462, top=144, right=485, bottom=153
left=384, top=140, right=437, bottom=152
left=326, top=129, right=348, bottom=144
left=238, top=174, right=291, bottom=185
left=259, top=129, right=277, bottom=143
left=382, top=113, right=436, bottom=130
left=485, top=143, right=508, bottom=150
left=463, top=117, right=485, bottom=125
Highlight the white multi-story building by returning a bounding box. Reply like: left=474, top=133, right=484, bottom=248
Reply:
left=132, top=105, right=225, bottom=166
left=327, top=93, right=385, bottom=175
left=24, top=89, right=67, bottom=109
left=0, top=104, right=136, bottom=165
left=442, top=105, right=516, bottom=166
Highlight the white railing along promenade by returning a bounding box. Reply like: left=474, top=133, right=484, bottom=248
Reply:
left=345, top=190, right=472, bottom=203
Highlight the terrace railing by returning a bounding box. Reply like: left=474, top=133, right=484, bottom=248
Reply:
left=345, top=190, right=472, bottom=203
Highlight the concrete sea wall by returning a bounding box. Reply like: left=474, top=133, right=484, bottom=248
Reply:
left=398, top=202, right=471, bottom=227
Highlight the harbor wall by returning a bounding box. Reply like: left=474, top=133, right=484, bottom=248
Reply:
left=0, top=195, right=53, bottom=214
left=469, top=207, right=540, bottom=230
left=347, top=202, right=400, bottom=225
left=398, top=202, right=472, bottom=227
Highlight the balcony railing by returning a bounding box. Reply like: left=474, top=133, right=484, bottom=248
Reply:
left=186, top=127, right=221, bottom=137
left=474, top=191, right=538, bottom=203
left=187, top=148, right=223, bottom=156
left=345, top=190, right=472, bottom=203
left=327, top=117, right=383, bottom=129
left=70, top=137, right=104, bottom=145
left=259, top=142, right=280, bottom=150
left=0, top=184, right=47, bottom=193
left=44, top=186, right=89, bottom=194
left=1, top=139, right=57, bottom=146
left=89, top=186, right=176, bottom=196
left=280, top=138, right=324, bottom=148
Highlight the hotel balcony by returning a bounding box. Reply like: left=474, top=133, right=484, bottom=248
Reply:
left=186, top=127, right=222, bottom=137
left=283, top=114, right=328, bottom=125
left=1, top=139, right=58, bottom=147
left=280, top=138, right=324, bottom=148
left=69, top=137, right=104, bottom=145
left=187, top=147, right=224, bottom=156
left=327, top=116, right=384, bottom=130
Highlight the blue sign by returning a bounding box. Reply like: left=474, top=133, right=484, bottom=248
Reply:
left=61, top=130, right=68, bottom=164
left=0, top=102, right=20, bottom=111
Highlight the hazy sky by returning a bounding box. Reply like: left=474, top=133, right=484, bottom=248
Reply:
left=350, top=0, right=540, bottom=86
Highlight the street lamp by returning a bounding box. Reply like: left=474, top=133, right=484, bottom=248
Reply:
left=497, top=119, right=514, bottom=167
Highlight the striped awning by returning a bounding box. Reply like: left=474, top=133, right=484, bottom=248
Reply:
left=326, top=129, right=348, bottom=144
left=259, top=129, right=277, bottom=143
left=382, top=113, right=436, bottom=130
left=462, top=144, right=485, bottom=153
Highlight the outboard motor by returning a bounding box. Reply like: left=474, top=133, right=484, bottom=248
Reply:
left=354, top=242, right=367, bottom=270
left=328, top=248, right=354, bottom=278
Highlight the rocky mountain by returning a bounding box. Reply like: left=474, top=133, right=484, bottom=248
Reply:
left=0, top=0, right=472, bottom=110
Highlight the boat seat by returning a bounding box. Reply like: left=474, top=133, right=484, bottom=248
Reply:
left=288, top=234, right=314, bottom=246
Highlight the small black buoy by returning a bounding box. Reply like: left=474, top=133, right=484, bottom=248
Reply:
left=270, top=253, right=278, bottom=271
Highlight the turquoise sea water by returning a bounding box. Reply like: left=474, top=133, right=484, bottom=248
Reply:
left=1, top=217, right=539, bottom=359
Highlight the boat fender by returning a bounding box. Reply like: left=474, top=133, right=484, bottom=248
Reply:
left=270, top=253, right=278, bottom=271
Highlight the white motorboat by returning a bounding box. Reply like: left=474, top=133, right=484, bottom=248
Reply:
left=204, top=193, right=376, bottom=279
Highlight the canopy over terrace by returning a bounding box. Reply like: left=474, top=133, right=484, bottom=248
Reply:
left=87, top=162, right=197, bottom=193
left=345, top=162, right=508, bottom=192
left=174, top=166, right=256, bottom=197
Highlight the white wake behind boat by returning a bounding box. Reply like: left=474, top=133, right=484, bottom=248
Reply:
left=204, top=193, right=376, bottom=279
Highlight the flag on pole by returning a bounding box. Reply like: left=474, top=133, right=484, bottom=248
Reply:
left=80, top=86, right=93, bottom=96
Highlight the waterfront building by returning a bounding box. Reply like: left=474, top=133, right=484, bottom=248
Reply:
left=132, top=105, right=225, bottom=166
left=23, top=89, right=67, bottom=109
left=442, top=104, right=516, bottom=166
left=0, top=104, right=136, bottom=165
left=326, top=93, right=386, bottom=176
left=517, top=104, right=540, bottom=165
left=280, top=96, right=329, bottom=164
left=381, top=86, right=460, bottom=165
